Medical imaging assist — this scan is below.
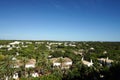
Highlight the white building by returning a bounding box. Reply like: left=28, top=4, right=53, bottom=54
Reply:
left=25, top=59, right=36, bottom=68
left=103, top=51, right=107, bottom=54
left=49, top=42, right=62, bottom=46
left=13, top=73, right=19, bottom=80
left=6, top=45, right=11, bottom=48
left=13, top=59, right=36, bottom=68
left=81, top=57, right=93, bottom=67
left=9, top=41, right=21, bottom=48
left=31, top=72, right=39, bottom=77
left=90, top=47, right=95, bottom=50
left=46, top=45, right=51, bottom=50
left=35, top=42, right=44, bottom=44
left=69, top=43, right=76, bottom=47
left=9, top=41, right=20, bottom=45
left=50, top=57, right=72, bottom=69
left=25, top=42, right=32, bottom=44
left=0, top=45, right=3, bottom=48
left=16, top=52, right=19, bottom=56
left=8, top=47, right=12, bottom=51
left=97, top=57, right=113, bottom=66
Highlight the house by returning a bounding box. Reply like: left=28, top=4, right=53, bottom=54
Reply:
left=64, top=42, right=68, bottom=46
left=97, top=57, right=113, bottom=66
left=8, top=47, right=12, bottom=51
left=90, top=47, right=95, bottom=50
left=9, top=41, right=21, bottom=48
left=46, top=45, right=51, bottom=50
left=81, top=57, right=93, bottom=67
left=103, top=51, right=107, bottom=54
left=13, top=60, right=23, bottom=68
left=25, top=42, right=32, bottom=44
left=31, top=72, right=39, bottom=77
left=73, top=51, right=83, bottom=56
left=48, top=55, right=52, bottom=58
left=16, top=52, right=19, bottom=56
left=12, top=57, right=17, bottom=60
left=69, top=43, right=76, bottom=47
left=79, top=49, right=84, bottom=53
left=9, top=41, right=20, bottom=45
left=6, top=45, right=11, bottom=48
left=0, top=45, right=3, bottom=48
left=25, top=59, right=36, bottom=68
left=13, top=73, right=19, bottom=80
left=35, top=42, right=44, bottom=44
left=50, top=57, right=72, bottom=69
left=49, top=42, right=62, bottom=46
left=13, top=59, right=36, bottom=68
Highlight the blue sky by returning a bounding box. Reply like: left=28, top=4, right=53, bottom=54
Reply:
left=0, top=0, right=120, bottom=41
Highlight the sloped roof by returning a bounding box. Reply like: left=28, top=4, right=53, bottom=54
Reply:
left=13, top=58, right=36, bottom=68
left=50, top=57, right=72, bottom=63
left=98, top=58, right=113, bottom=63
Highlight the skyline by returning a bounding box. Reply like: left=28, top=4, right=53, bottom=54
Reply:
left=0, top=0, right=120, bottom=41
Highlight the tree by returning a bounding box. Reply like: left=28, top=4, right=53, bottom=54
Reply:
left=19, top=57, right=29, bottom=78
left=40, top=74, right=61, bottom=80
left=0, top=55, right=15, bottom=80
left=103, top=62, right=120, bottom=80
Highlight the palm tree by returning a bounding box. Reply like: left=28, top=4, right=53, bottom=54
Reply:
left=20, top=57, right=29, bottom=78
left=0, top=55, right=15, bottom=80
left=58, top=57, right=65, bottom=69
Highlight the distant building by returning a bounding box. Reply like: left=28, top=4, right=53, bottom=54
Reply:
left=25, top=42, right=32, bottom=44
left=69, top=43, right=76, bottom=47
left=81, top=57, right=93, bottom=67
left=9, top=41, right=21, bottom=48
left=49, top=42, right=62, bottom=46
left=46, top=45, right=51, bottom=50
left=0, top=45, right=3, bottom=48
left=97, top=57, right=113, bottom=66
left=103, top=51, right=107, bottom=54
left=35, top=42, right=44, bottom=44
left=13, top=73, right=19, bottom=80
left=16, top=52, right=19, bottom=56
left=90, top=47, right=95, bottom=50
left=25, top=59, right=36, bottom=68
left=13, top=60, right=22, bottom=68
left=50, top=57, right=72, bottom=69
left=13, top=58, right=36, bottom=68
left=8, top=47, right=12, bottom=51
left=31, top=72, right=39, bottom=77
left=9, top=41, right=21, bottom=45
left=6, top=45, right=11, bottom=48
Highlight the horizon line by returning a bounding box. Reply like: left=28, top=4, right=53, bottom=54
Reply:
left=0, top=39, right=120, bottom=42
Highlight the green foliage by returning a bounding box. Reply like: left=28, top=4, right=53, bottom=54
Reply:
left=102, top=62, right=120, bottom=80
left=21, top=77, right=40, bottom=80
left=40, top=74, right=62, bottom=80
left=51, top=50, right=64, bottom=58
left=0, top=54, right=5, bottom=61
left=0, top=55, right=16, bottom=79
left=0, top=40, right=13, bottom=45
left=0, top=40, right=120, bottom=80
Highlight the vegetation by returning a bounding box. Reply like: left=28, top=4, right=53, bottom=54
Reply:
left=0, top=40, right=120, bottom=80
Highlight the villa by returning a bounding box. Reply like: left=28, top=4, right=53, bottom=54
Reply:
left=9, top=41, right=21, bottom=45
left=81, top=57, right=93, bottom=67
left=50, top=57, right=72, bottom=69
left=13, top=58, right=36, bottom=68
left=97, top=57, right=114, bottom=66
